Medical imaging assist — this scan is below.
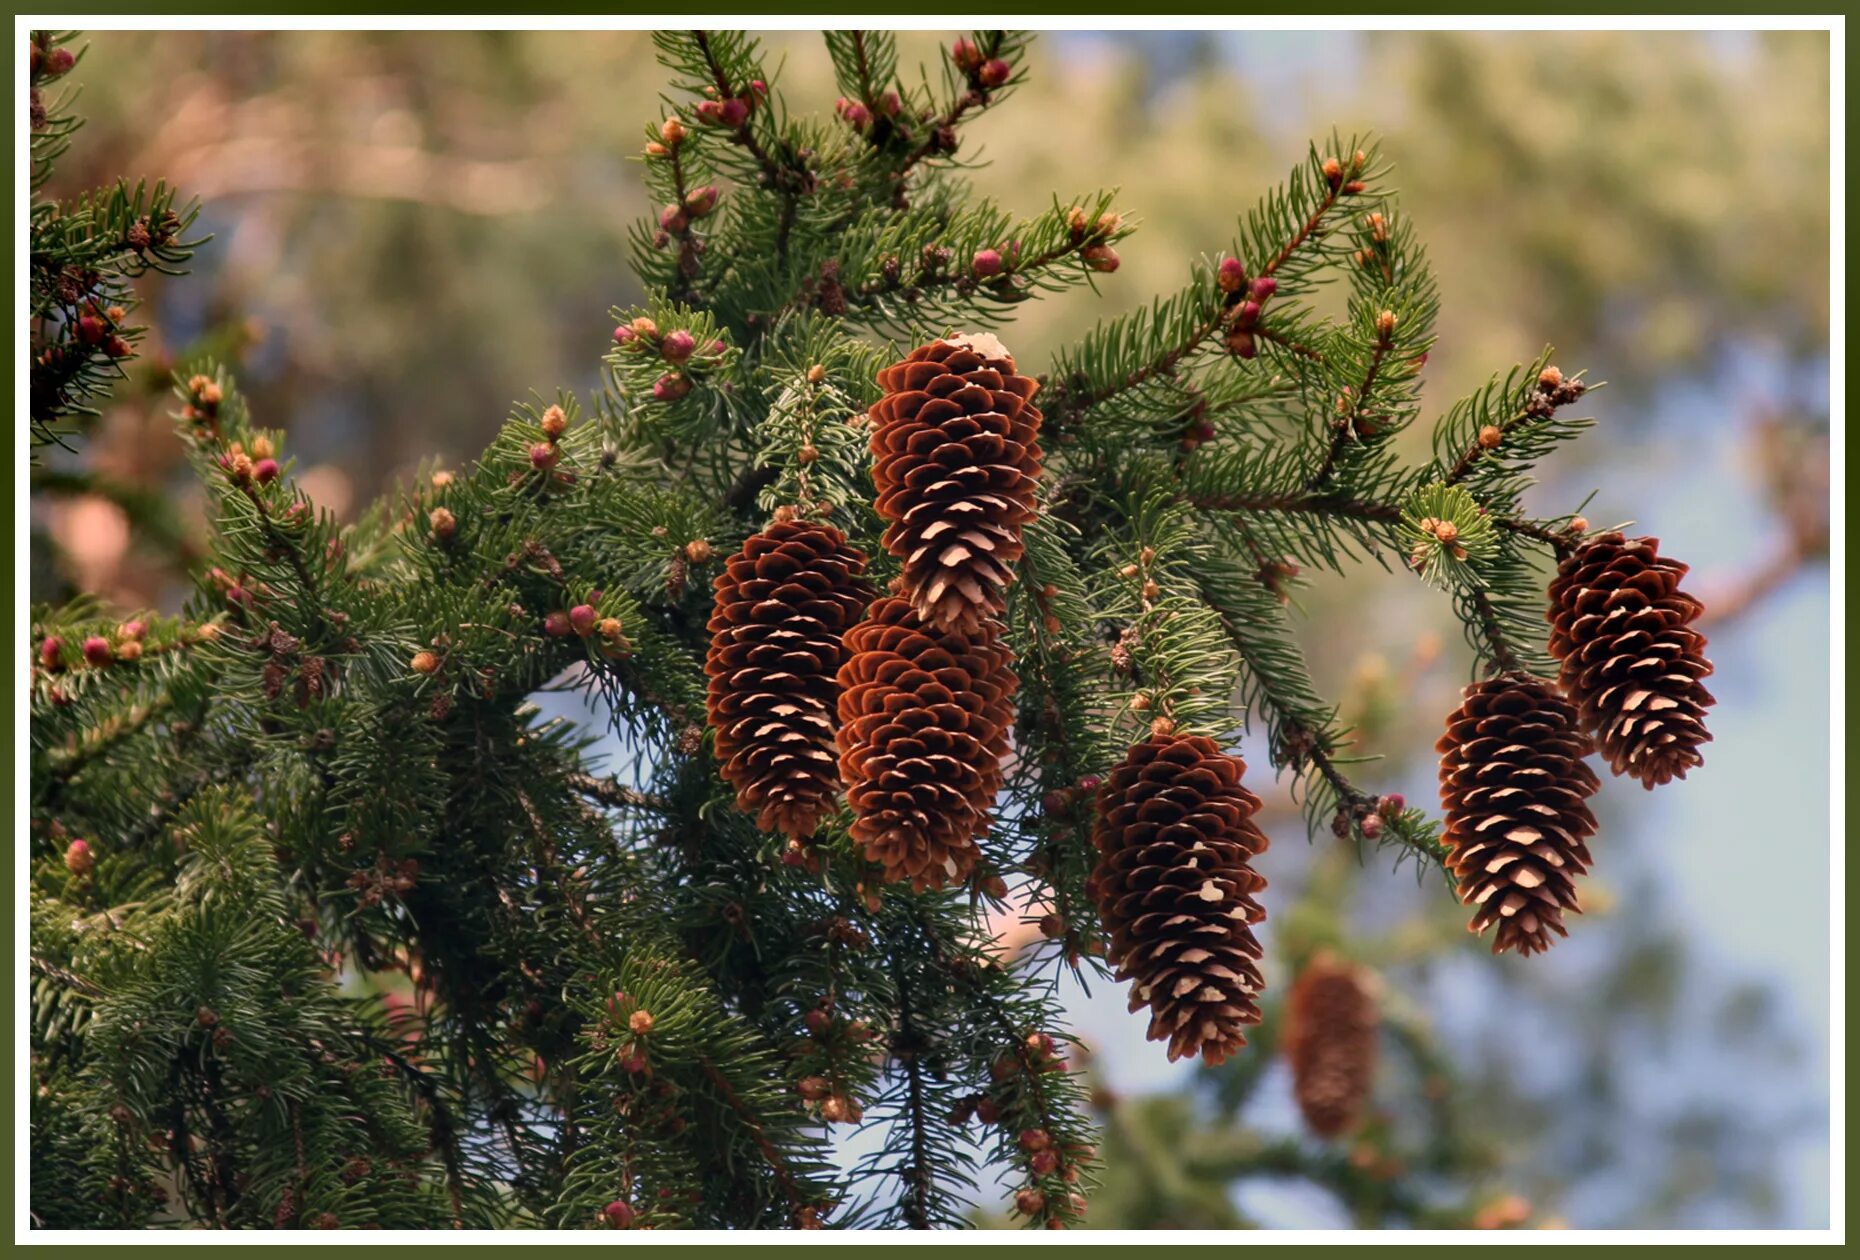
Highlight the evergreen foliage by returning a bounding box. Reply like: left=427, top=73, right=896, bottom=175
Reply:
left=27, top=31, right=205, bottom=449
left=30, top=29, right=1668, bottom=1231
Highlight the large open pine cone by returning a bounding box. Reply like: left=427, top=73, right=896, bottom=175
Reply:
left=868, top=334, right=1042, bottom=637
left=1283, top=952, right=1379, bottom=1139
left=1089, top=730, right=1268, bottom=1065
left=1547, top=532, right=1715, bottom=788
left=836, top=595, right=1016, bottom=890
left=705, top=518, right=872, bottom=837
left=1437, top=675, right=1600, bottom=956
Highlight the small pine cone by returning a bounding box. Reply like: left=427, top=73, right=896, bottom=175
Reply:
left=1090, top=733, right=1268, bottom=1065
left=869, top=334, right=1042, bottom=636
left=706, top=519, right=873, bottom=837
left=1437, top=675, right=1599, bottom=956
left=1547, top=532, right=1715, bottom=788
left=1282, top=952, right=1379, bottom=1139
left=836, top=596, right=1017, bottom=890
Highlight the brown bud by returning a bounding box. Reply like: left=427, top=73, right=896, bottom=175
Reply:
left=410, top=651, right=441, bottom=676
left=1477, top=425, right=1503, bottom=449
left=429, top=506, right=457, bottom=539
left=683, top=538, right=713, bottom=565
left=628, top=1010, right=655, bottom=1035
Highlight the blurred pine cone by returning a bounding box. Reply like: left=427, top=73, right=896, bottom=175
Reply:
left=836, top=595, right=1016, bottom=889
left=1089, top=730, right=1268, bottom=1065
left=705, top=517, right=872, bottom=837
left=1547, top=532, right=1715, bottom=788
left=869, top=334, right=1042, bottom=636
left=1283, top=952, right=1379, bottom=1139
left=1437, top=675, right=1599, bottom=956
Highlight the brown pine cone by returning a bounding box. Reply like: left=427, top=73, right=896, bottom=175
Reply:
left=836, top=596, right=1017, bottom=890
left=1437, top=675, right=1600, bottom=956
left=1089, top=732, right=1268, bottom=1065
left=705, top=518, right=872, bottom=837
left=1547, top=532, right=1715, bottom=788
left=868, top=334, right=1043, bottom=637
left=1282, top=952, right=1379, bottom=1139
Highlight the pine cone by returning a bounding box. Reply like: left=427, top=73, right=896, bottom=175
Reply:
left=869, top=334, right=1042, bottom=636
left=705, top=518, right=872, bottom=837
left=1547, top=532, right=1715, bottom=788
left=1282, top=952, right=1379, bottom=1139
left=1089, top=732, right=1268, bottom=1065
left=1437, top=675, right=1599, bottom=956
left=836, top=596, right=1016, bottom=889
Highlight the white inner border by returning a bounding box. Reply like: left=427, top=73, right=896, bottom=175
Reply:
left=13, top=13, right=1845, bottom=1247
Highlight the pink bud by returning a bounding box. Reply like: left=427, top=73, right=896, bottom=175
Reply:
left=46, top=47, right=74, bottom=76
left=1359, top=813, right=1384, bottom=840
left=1249, top=276, right=1277, bottom=300
left=951, top=38, right=982, bottom=71
left=569, top=605, right=597, bottom=636
left=652, top=373, right=691, bottom=403
left=253, top=458, right=280, bottom=484
left=879, top=90, right=902, bottom=116
left=613, top=325, right=636, bottom=346
left=842, top=101, right=871, bottom=128
left=1081, top=244, right=1120, bottom=273
left=64, top=839, right=94, bottom=877
left=659, top=204, right=688, bottom=234
left=707, top=339, right=726, bottom=356
left=683, top=185, right=719, bottom=217
left=82, top=636, right=112, bottom=667
left=38, top=637, right=61, bottom=669
left=603, top=1200, right=637, bottom=1229
left=661, top=330, right=696, bottom=364
left=529, top=442, right=560, bottom=471
left=980, top=58, right=1012, bottom=87
left=76, top=314, right=106, bottom=344
left=971, top=248, right=1004, bottom=278
left=1217, top=257, right=1246, bottom=293
left=1237, top=300, right=1261, bottom=325
left=719, top=98, right=749, bottom=127
left=543, top=610, right=574, bottom=638
left=1379, top=793, right=1406, bottom=816
left=750, top=79, right=767, bottom=98
left=695, top=100, right=725, bottom=125
left=120, top=620, right=147, bottom=641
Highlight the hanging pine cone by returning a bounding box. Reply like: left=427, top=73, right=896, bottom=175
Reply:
left=836, top=595, right=1016, bottom=890
left=706, top=518, right=872, bottom=837
left=1282, top=952, right=1379, bottom=1139
left=1547, top=532, right=1715, bottom=788
left=1437, top=675, right=1600, bottom=956
left=1089, top=729, right=1268, bottom=1065
left=868, top=334, right=1043, bottom=637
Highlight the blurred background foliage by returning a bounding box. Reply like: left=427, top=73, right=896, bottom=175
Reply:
left=30, top=28, right=1831, bottom=1229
